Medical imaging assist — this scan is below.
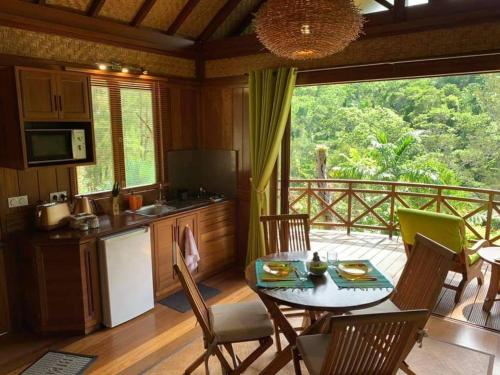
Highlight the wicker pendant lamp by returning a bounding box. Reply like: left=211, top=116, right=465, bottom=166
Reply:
left=254, top=0, right=364, bottom=60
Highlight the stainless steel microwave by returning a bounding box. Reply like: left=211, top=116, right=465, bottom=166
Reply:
left=26, top=129, right=87, bottom=165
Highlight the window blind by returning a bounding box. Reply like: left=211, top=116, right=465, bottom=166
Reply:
left=76, top=76, right=162, bottom=194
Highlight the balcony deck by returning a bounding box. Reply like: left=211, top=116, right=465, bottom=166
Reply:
left=310, top=229, right=500, bottom=332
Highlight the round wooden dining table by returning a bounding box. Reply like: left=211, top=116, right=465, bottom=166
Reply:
left=245, top=251, right=394, bottom=375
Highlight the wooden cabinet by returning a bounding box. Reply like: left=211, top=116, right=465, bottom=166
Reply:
left=0, top=66, right=95, bottom=169
left=151, top=218, right=177, bottom=300
left=58, top=73, right=91, bottom=120
left=151, top=202, right=235, bottom=301
left=17, top=68, right=91, bottom=121
left=19, top=238, right=101, bottom=335
left=152, top=213, right=198, bottom=300
left=18, top=70, right=59, bottom=121
left=198, top=202, right=236, bottom=275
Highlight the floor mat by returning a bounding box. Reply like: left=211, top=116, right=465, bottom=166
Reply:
left=159, top=283, right=221, bottom=313
left=21, top=351, right=96, bottom=375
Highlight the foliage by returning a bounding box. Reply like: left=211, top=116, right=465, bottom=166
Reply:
left=291, top=73, right=500, bottom=189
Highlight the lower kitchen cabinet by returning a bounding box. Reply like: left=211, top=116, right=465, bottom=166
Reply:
left=151, top=201, right=236, bottom=301
left=19, top=238, right=101, bottom=335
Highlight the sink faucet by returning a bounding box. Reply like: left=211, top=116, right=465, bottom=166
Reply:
left=155, top=183, right=165, bottom=206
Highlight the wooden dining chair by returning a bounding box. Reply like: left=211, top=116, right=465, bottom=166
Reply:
left=398, top=208, right=486, bottom=303
left=173, top=244, right=274, bottom=374
left=260, top=214, right=310, bottom=254
left=352, top=233, right=457, bottom=374
left=260, top=213, right=312, bottom=351
left=293, top=310, right=428, bottom=375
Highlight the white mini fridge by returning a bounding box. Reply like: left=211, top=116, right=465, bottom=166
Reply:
left=98, top=227, right=155, bottom=328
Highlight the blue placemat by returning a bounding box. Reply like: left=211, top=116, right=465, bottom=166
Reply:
left=256, top=260, right=314, bottom=288
left=328, top=260, right=394, bottom=289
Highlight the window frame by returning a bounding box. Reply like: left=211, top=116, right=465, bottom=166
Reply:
left=72, top=76, right=165, bottom=197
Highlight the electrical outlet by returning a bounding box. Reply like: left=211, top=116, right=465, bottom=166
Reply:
left=8, top=195, right=28, bottom=208
left=49, top=191, right=68, bottom=202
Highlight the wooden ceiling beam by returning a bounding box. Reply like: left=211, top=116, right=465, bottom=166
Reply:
left=87, top=0, right=106, bottom=17
left=229, top=0, right=265, bottom=37
left=374, top=0, right=394, bottom=9
left=0, top=0, right=195, bottom=58
left=130, top=0, right=157, bottom=27
left=166, top=0, right=201, bottom=35
left=201, top=1, right=500, bottom=60
left=198, top=0, right=243, bottom=42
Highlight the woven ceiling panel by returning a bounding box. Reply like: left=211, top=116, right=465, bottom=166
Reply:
left=211, top=0, right=261, bottom=40
left=142, top=0, right=188, bottom=31
left=46, top=0, right=92, bottom=12
left=176, top=0, right=226, bottom=38
left=99, top=0, right=144, bottom=22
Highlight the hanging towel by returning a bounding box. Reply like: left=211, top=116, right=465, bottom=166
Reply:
left=184, top=226, right=200, bottom=272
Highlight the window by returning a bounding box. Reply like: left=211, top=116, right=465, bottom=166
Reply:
left=77, top=78, right=160, bottom=194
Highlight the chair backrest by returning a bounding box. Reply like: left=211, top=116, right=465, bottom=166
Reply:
left=392, top=233, right=456, bottom=313
left=397, top=208, right=465, bottom=253
left=173, top=244, right=213, bottom=341
left=322, top=310, right=428, bottom=375
left=260, top=214, right=310, bottom=254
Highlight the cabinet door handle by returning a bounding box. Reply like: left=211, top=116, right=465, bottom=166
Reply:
left=58, top=95, right=63, bottom=112
left=53, top=95, right=58, bottom=112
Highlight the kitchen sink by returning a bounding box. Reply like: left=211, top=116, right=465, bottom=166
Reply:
left=132, top=204, right=177, bottom=217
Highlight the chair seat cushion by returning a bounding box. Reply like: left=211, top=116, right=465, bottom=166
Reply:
left=350, top=299, right=400, bottom=315
left=469, top=252, right=481, bottom=266
left=296, top=334, right=330, bottom=375
left=209, top=301, right=274, bottom=343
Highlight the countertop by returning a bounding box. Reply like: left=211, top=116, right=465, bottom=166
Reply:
left=17, top=199, right=231, bottom=244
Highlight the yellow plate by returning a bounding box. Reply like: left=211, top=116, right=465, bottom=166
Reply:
left=338, top=262, right=370, bottom=276
left=263, top=262, right=292, bottom=276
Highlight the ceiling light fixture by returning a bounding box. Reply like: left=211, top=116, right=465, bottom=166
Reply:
left=254, top=0, right=364, bottom=60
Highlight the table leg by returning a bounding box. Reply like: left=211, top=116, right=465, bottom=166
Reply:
left=483, top=264, right=500, bottom=313
left=259, top=294, right=333, bottom=374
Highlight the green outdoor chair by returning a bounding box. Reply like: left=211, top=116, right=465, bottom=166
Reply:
left=397, top=208, right=487, bottom=304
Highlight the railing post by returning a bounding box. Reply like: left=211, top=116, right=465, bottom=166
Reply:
left=307, top=181, right=311, bottom=219
left=485, top=192, right=493, bottom=242
left=347, top=182, right=352, bottom=236
left=436, top=187, right=442, bottom=213
left=389, top=184, right=396, bottom=239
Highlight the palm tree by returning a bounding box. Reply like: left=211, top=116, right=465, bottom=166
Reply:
left=332, top=131, right=439, bottom=183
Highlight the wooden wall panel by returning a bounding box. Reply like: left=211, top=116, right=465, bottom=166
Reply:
left=200, top=87, right=234, bottom=150
left=0, top=166, right=73, bottom=239
left=167, top=86, right=199, bottom=151
left=199, top=83, right=251, bottom=264
left=0, top=245, right=9, bottom=334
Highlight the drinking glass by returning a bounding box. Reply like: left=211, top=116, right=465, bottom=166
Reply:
left=327, top=251, right=338, bottom=268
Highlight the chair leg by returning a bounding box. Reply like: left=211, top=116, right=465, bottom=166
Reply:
left=274, top=320, right=282, bottom=352
left=184, top=351, right=206, bottom=374
left=292, top=346, right=303, bottom=375
left=400, top=360, right=416, bottom=375
left=233, top=337, right=273, bottom=375
left=454, top=275, right=469, bottom=304
left=478, top=271, right=484, bottom=286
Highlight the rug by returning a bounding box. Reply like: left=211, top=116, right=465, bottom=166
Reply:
left=146, top=334, right=494, bottom=375
left=21, top=351, right=96, bottom=375
left=159, top=283, right=221, bottom=313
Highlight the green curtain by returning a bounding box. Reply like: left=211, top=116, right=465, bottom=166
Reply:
left=246, top=67, right=298, bottom=265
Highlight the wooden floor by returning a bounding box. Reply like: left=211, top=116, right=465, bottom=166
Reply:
left=1, top=231, right=500, bottom=374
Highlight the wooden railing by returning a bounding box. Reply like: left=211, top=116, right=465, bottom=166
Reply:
left=287, top=179, right=500, bottom=245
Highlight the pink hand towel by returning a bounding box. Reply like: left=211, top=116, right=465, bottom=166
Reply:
left=184, top=226, right=200, bottom=272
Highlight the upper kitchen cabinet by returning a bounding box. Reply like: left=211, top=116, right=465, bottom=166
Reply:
left=18, top=69, right=59, bottom=121
left=0, top=66, right=95, bottom=169
left=18, top=68, right=91, bottom=121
